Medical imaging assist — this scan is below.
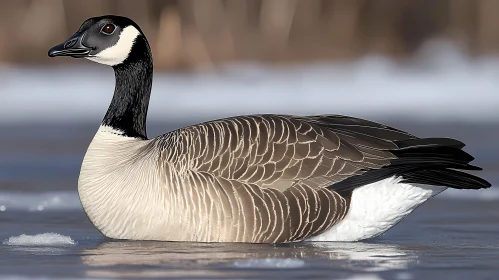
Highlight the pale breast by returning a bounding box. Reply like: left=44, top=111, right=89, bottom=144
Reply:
left=78, top=126, right=175, bottom=240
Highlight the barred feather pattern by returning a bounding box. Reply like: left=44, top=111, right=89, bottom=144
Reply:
left=148, top=114, right=408, bottom=242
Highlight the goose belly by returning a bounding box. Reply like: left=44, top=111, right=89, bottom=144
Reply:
left=307, top=176, right=446, bottom=242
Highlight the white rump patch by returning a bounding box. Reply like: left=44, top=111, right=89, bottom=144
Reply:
left=3, top=233, right=75, bottom=246
left=87, top=26, right=140, bottom=66
left=308, top=176, right=446, bottom=242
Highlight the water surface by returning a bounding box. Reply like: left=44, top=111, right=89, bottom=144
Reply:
left=0, top=122, right=498, bottom=279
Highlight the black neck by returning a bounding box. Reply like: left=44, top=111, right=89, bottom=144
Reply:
left=102, top=35, right=153, bottom=139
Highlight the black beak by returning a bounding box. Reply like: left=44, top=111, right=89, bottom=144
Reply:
left=48, top=32, right=93, bottom=58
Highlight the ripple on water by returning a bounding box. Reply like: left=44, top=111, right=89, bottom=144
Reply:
left=233, top=258, right=305, bottom=269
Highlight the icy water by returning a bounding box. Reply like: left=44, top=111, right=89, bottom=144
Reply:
left=2, top=53, right=499, bottom=278
left=1, top=122, right=498, bottom=280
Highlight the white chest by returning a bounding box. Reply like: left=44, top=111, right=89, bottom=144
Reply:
left=308, top=176, right=446, bottom=242
left=78, top=126, right=170, bottom=240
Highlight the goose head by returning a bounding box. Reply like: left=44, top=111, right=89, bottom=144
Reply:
left=48, top=15, right=150, bottom=66
left=49, top=16, right=153, bottom=139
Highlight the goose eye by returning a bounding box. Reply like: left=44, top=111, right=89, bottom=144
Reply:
left=101, top=24, right=115, bottom=35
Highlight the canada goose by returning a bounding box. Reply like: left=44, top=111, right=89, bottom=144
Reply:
left=48, top=15, right=491, bottom=243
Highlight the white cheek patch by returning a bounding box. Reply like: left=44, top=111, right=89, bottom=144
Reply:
left=86, top=26, right=140, bottom=66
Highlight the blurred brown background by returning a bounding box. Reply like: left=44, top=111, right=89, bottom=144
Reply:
left=1, top=0, right=499, bottom=70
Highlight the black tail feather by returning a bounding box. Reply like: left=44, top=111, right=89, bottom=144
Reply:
left=330, top=137, right=491, bottom=192
left=402, top=169, right=491, bottom=189
left=391, top=146, right=474, bottom=163
left=395, top=138, right=466, bottom=149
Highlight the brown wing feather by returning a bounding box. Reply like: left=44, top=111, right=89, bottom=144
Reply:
left=156, top=114, right=411, bottom=242
left=160, top=115, right=402, bottom=187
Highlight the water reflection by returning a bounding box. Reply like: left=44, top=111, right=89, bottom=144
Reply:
left=309, top=242, right=418, bottom=272
left=80, top=241, right=417, bottom=278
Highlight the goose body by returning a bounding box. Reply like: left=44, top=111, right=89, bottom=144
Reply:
left=49, top=16, right=491, bottom=243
